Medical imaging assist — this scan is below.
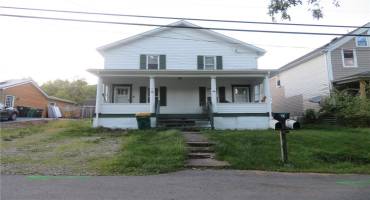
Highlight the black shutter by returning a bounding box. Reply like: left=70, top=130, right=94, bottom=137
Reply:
left=197, top=56, right=204, bottom=70
left=199, top=87, right=206, bottom=106
left=216, top=56, right=223, bottom=70
left=139, top=87, right=147, bottom=103
left=159, top=55, right=166, bottom=69
left=218, top=87, right=226, bottom=103
left=140, top=55, right=146, bottom=69
left=159, top=87, right=167, bottom=106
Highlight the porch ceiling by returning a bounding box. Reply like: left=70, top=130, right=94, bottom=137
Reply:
left=87, top=69, right=273, bottom=78
left=333, top=71, right=370, bottom=85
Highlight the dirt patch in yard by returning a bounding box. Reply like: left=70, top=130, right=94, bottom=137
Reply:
left=1, top=120, right=126, bottom=175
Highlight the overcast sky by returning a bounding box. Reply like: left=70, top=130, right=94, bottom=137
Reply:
left=0, top=0, right=369, bottom=84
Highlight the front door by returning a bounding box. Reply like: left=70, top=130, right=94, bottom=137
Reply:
left=114, top=86, right=131, bottom=103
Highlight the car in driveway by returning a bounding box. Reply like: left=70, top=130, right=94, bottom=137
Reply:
left=0, top=103, right=18, bottom=121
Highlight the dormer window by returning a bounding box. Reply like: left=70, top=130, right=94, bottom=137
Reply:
left=356, top=36, right=368, bottom=47
left=342, top=49, right=357, bottom=67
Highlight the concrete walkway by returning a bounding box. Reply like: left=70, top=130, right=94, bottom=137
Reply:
left=183, top=131, right=230, bottom=168
left=2, top=170, right=369, bottom=200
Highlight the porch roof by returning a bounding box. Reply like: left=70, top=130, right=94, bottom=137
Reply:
left=333, top=71, right=370, bottom=85
left=87, top=69, right=274, bottom=78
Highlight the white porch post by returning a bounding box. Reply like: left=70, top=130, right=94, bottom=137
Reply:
left=149, top=77, right=156, bottom=113
left=94, top=77, right=103, bottom=127
left=211, top=76, right=217, bottom=112
left=264, top=75, right=272, bottom=119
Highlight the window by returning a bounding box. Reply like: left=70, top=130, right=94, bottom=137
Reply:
left=116, top=88, right=128, bottom=95
left=276, top=79, right=281, bottom=87
left=232, top=85, right=250, bottom=103
left=204, top=56, right=216, bottom=70
left=5, top=95, right=15, bottom=107
left=147, top=55, right=159, bottom=69
left=342, top=49, right=357, bottom=67
left=356, top=36, right=368, bottom=47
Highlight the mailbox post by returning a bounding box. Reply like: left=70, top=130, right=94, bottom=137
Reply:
left=273, top=113, right=289, bottom=164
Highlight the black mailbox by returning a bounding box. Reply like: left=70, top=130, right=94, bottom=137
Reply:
left=273, top=113, right=290, bottom=121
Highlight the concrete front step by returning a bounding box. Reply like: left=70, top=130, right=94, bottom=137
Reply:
left=186, top=141, right=215, bottom=147
left=185, top=158, right=230, bottom=169
left=188, top=152, right=215, bottom=159
left=187, top=146, right=214, bottom=153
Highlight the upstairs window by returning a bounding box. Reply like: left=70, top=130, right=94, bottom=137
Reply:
left=204, top=56, right=216, bottom=70
left=342, top=49, right=357, bottom=67
left=140, top=54, right=166, bottom=70
left=197, top=55, right=223, bottom=70
left=147, top=55, right=159, bottom=69
left=356, top=36, right=368, bottom=47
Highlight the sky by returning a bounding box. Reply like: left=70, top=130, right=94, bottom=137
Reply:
left=0, top=0, right=369, bottom=85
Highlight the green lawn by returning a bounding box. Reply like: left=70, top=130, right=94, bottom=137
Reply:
left=206, top=126, right=370, bottom=174
left=102, top=129, right=186, bottom=175
left=1, top=120, right=185, bottom=175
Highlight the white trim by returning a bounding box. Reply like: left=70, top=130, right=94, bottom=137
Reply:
left=5, top=95, right=15, bottom=107
left=341, top=49, right=358, bottom=68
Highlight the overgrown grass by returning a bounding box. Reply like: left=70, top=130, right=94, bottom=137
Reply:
left=1, top=121, right=186, bottom=175
left=102, top=129, right=186, bottom=175
left=206, top=126, right=370, bottom=174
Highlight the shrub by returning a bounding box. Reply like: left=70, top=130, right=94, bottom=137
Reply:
left=319, top=90, right=370, bottom=127
left=303, top=109, right=318, bottom=123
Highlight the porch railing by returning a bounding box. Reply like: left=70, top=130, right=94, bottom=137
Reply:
left=100, top=103, right=150, bottom=114
left=216, top=103, right=268, bottom=113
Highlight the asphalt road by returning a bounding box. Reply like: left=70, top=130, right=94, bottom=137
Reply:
left=1, top=170, right=370, bottom=200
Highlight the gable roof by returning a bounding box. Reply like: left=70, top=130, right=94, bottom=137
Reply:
left=97, top=20, right=266, bottom=55
left=0, top=78, right=77, bottom=104
left=272, top=22, right=370, bottom=76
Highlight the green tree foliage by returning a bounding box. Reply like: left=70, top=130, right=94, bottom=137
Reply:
left=41, top=79, right=96, bottom=105
left=268, top=0, right=340, bottom=20
left=320, top=90, right=370, bottom=127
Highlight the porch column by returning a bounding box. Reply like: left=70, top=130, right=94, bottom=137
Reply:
left=359, top=80, right=367, bottom=99
left=264, top=75, right=272, bottom=119
left=149, top=77, right=156, bottom=113
left=94, top=77, right=103, bottom=127
left=211, top=76, right=217, bottom=112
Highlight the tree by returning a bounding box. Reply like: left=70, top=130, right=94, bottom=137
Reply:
left=268, top=0, right=340, bottom=20
left=41, top=79, right=96, bottom=105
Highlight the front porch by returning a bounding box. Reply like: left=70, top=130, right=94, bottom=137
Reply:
left=90, top=69, right=272, bottom=129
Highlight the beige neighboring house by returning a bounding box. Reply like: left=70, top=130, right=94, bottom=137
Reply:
left=270, top=22, right=370, bottom=119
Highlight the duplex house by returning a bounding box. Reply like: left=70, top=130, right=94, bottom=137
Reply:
left=270, top=23, right=370, bottom=119
left=88, top=20, right=273, bottom=129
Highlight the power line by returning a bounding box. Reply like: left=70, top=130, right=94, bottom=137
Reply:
left=0, top=5, right=369, bottom=29
left=0, top=13, right=369, bottom=37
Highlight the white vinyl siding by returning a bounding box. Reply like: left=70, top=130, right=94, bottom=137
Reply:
left=270, top=55, right=330, bottom=117
left=103, top=28, right=259, bottom=70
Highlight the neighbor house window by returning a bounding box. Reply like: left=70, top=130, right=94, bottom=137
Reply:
left=5, top=95, right=15, bottom=107
left=356, top=36, right=368, bottom=47
left=232, top=85, right=250, bottom=103
left=342, top=49, right=357, bottom=67
left=147, top=55, right=159, bottom=69
left=276, top=79, right=281, bottom=88
left=204, top=56, right=216, bottom=70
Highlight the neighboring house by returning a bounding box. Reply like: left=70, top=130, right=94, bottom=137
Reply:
left=0, top=79, right=80, bottom=118
left=270, top=22, right=370, bottom=119
left=88, top=20, right=273, bottom=129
